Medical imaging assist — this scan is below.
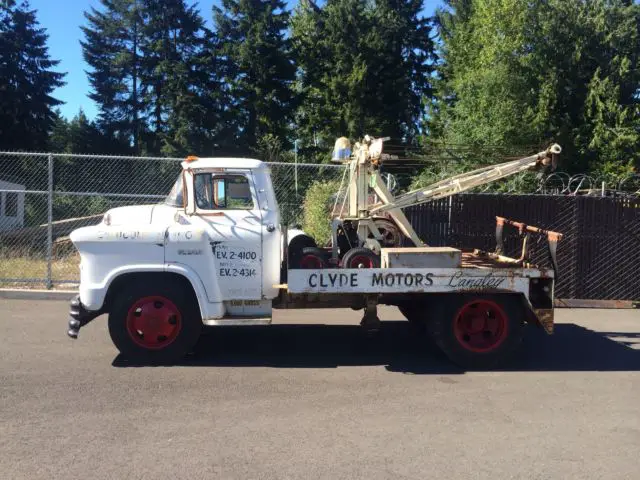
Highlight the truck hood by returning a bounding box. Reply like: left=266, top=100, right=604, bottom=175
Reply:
left=103, top=204, right=180, bottom=226
left=103, top=205, right=156, bottom=226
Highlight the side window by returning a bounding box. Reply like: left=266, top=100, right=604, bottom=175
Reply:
left=194, top=174, right=254, bottom=210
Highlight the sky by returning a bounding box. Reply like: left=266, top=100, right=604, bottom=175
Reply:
left=30, top=0, right=442, bottom=120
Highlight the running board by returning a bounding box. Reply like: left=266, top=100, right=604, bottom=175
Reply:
left=203, top=317, right=272, bottom=326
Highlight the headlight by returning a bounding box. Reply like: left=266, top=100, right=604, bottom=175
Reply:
left=103, top=213, right=111, bottom=225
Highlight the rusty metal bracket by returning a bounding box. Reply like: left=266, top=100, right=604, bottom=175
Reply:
left=495, top=218, right=505, bottom=255
left=546, top=232, right=561, bottom=279
left=489, top=217, right=563, bottom=276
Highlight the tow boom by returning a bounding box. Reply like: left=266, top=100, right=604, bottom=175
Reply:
left=371, top=144, right=562, bottom=213
left=331, top=136, right=561, bottom=249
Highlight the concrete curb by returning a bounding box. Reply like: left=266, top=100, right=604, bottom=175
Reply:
left=0, top=289, right=77, bottom=301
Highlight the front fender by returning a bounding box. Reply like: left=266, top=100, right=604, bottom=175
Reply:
left=80, top=263, right=225, bottom=321
left=79, top=264, right=166, bottom=311
left=72, top=225, right=167, bottom=310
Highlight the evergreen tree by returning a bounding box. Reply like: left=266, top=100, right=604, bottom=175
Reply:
left=0, top=0, right=64, bottom=150
left=82, top=0, right=221, bottom=156
left=214, top=0, right=295, bottom=152
left=141, top=0, right=219, bottom=156
left=291, top=0, right=435, bottom=153
left=49, top=112, right=70, bottom=153
left=81, top=0, right=146, bottom=154
left=291, top=0, right=370, bottom=151
left=49, top=109, right=131, bottom=206
left=191, top=28, right=239, bottom=155
left=49, top=109, right=127, bottom=154
left=365, top=0, right=435, bottom=142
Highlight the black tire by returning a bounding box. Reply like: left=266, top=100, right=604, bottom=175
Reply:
left=108, top=280, right=202, bottom=363
left=295, top=247, right=329, bottom=269
left=428, top=294, right=524, bottom=369
left=288, top=234, right=317, bottom=266
left=341, top=247, right=380, bottom=268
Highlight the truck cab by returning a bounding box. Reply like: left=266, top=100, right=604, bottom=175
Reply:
left=68, top=157, right=292, bottom=358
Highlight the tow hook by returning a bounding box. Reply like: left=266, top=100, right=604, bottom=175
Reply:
left=67, top=295, right=103, bottom=339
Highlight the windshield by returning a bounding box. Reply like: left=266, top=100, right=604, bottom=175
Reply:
left=164, top=175, right=184, bottom=207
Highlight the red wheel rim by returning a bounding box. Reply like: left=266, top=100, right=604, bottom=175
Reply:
left=453, top=300, right=508, bottom=353
left=300, top=254, right=324, bottom=269
left=125, top=296, right=182, bottom=350
left=349, top=255, right=375, bottom=268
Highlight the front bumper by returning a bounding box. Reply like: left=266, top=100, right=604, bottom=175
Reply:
left=67, top=295, right=104, bottom=339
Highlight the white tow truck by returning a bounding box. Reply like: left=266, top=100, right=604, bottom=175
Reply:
left=67, top=137, right=563, bottom=368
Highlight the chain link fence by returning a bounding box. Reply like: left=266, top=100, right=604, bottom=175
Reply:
left=2, top=151, right=639, bottom=300
left=406, top=193, right=640, bottom=301
left=0, top=152, right=345, bottom=288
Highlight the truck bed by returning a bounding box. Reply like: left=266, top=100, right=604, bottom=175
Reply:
left=460, top=250, right=528, bottom=269
left=284, top=251, right=552, bottom=296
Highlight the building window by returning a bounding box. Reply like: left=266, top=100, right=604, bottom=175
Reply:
left=5, top=192, right=18, bottom=217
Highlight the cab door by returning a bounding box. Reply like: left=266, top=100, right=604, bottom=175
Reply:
left=190, top=170, right=263, bottom=301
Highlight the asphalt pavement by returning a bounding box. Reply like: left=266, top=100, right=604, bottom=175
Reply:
left=1, top=299, right=639, bottom=480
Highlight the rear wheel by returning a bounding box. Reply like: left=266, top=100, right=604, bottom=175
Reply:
left=341, top=247, right=380, bottom=268
left=108, top=281, right=202, bottom=363
left=429, top=294, right=524, bottom=369
left=297, top=247, right=329, bottom=269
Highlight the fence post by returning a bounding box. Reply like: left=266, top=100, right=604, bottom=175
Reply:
left=46, top=154, right=53, bottom=290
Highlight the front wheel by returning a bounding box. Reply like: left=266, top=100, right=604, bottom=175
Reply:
left=429, top=294, right=524, bottom=369
left=108, top=281, right=202, bottom=363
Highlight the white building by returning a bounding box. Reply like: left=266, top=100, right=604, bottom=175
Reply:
left=0, top=179, right=25, bottom=232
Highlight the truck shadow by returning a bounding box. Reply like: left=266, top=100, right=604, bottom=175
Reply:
left=112, top=320, right=640, bottom=373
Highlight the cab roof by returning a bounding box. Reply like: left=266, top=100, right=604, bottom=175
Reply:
left=181, top=157, right=267, bottom=170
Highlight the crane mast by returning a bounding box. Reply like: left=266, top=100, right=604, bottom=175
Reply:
left=331, top=136, right=562, bottom=250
